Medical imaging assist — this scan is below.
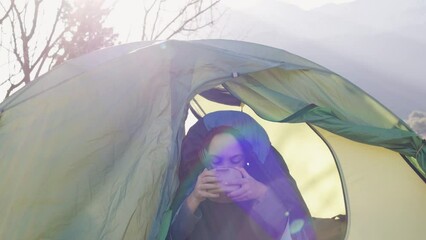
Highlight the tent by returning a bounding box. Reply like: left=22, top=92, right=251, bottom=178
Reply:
left=0, top=39, right=424, bottom=240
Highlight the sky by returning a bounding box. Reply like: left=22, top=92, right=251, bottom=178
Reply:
left=1, top=0, right=425, bottom=134
left=225, top=0, right=354, bottom=10
left=105, top=0, right=356, bottom=42
left=215, top=0, right=425, bottom=118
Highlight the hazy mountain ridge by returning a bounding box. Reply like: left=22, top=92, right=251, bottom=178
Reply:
left=210, top=0, right=425, bottom=120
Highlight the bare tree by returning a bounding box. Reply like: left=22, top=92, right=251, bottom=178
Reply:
left=0, top=0, right=116, bottom=101
left=140, top=0, right=221, bottom=41
left=1, top=0, right=69, bottom=99
left=0, top=0, right=223, bottom=102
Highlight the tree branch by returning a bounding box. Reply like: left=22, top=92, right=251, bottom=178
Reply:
left=46, top=46, right=63, bottom=70
left=0, top=0, right=15, bottom=24
left=31, top=0, right=66, bottom=74
left=34, top=27, right=67, bottom=78
left=165, top=0, right=220, bottom=40
left=12, top=3, right=26, bottom=41
left=27, top=0, right=43, bottom=40
left=0, top=72, right=17, bottom=87
left=182, top=20, right=213, bottom=32
left=12, top=3, right=31, bottom=84
left=153, top=0, right=201, bottom=40
left=9, top=11, right=25, bottom=70
left=141, top=0, right=159, bottom=40
left=149, top=0, right=165, bottom=40
left=5, top=77, right=26, bottom=98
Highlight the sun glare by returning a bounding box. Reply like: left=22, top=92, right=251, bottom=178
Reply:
left=107, top=0, right=198, bottom=42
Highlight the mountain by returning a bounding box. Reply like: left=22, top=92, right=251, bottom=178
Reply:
left=202, top=0, right=426, bottom=119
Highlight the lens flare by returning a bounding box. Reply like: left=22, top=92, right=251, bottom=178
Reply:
left=289, top=219, right=305, bottom=234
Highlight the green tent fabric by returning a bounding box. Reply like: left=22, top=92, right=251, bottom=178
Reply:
left=0, top=40, right=424, bottom=240
left=222, top=68, right=425, bottom=175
